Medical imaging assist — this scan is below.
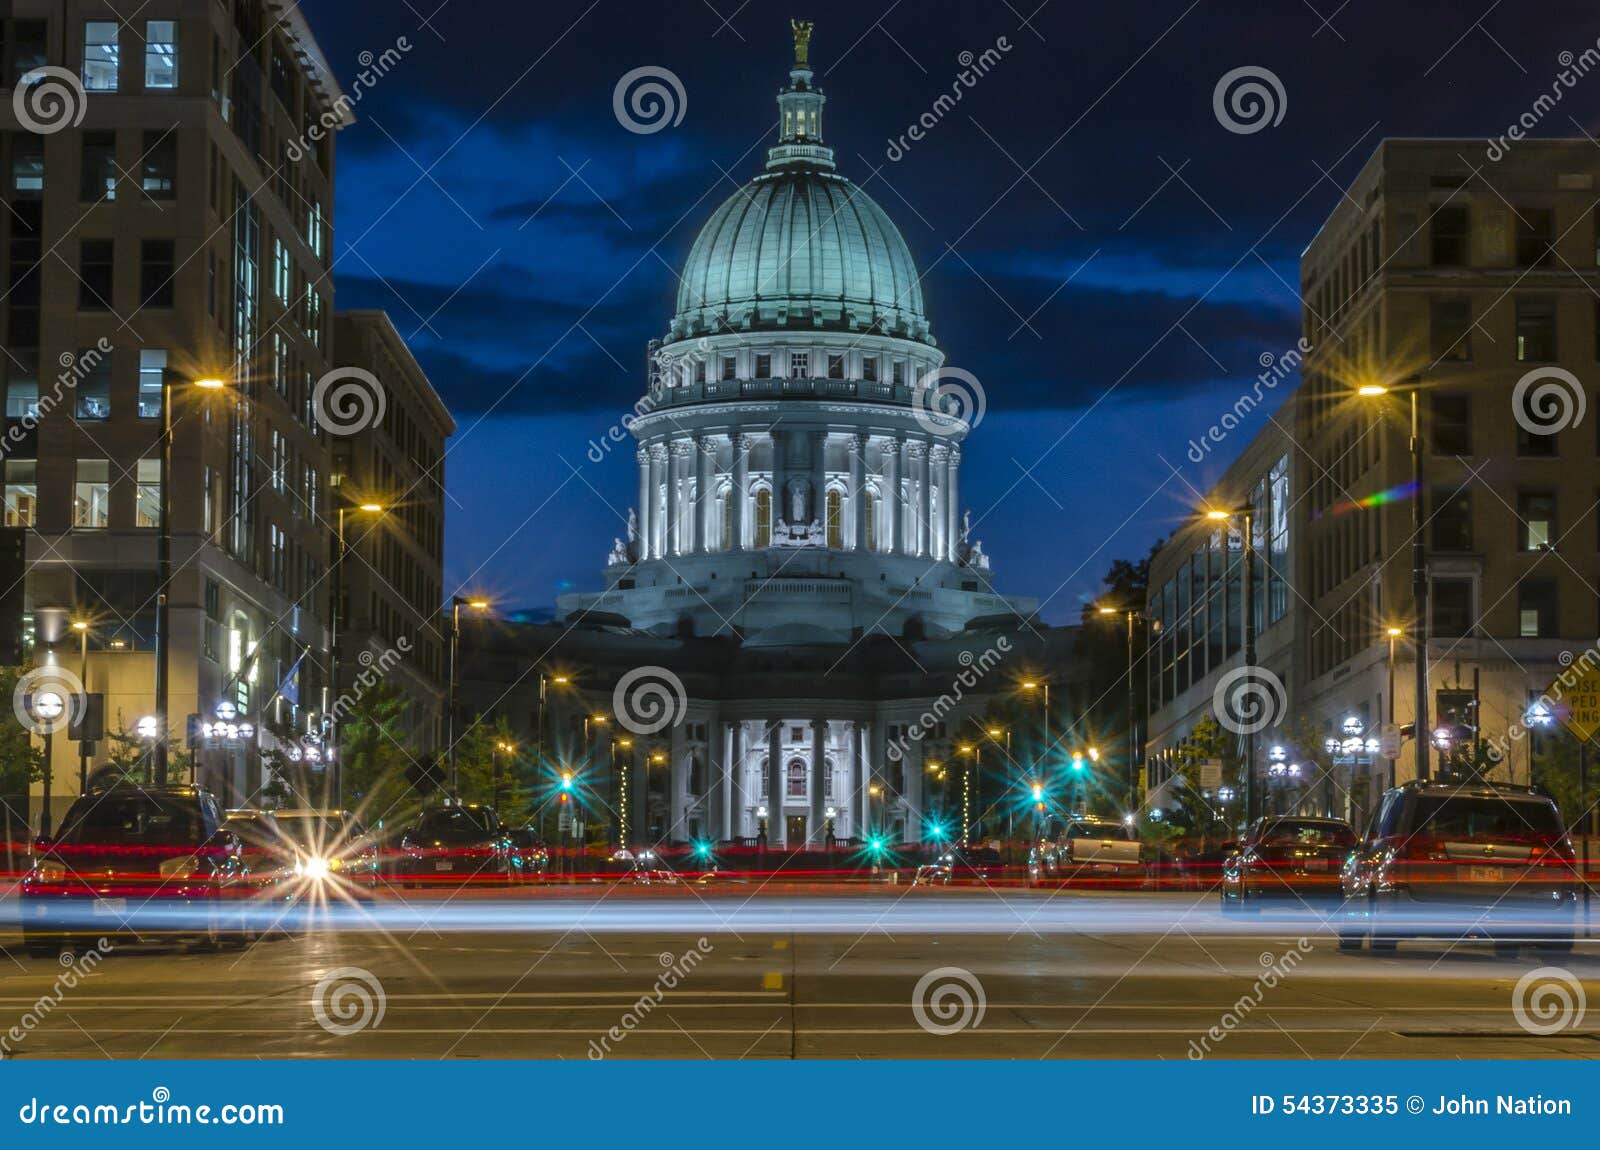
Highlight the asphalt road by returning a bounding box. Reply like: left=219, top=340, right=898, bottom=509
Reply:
left=1, top=889, right=1595, bottom=1060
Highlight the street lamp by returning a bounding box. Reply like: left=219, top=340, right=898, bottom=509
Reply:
left=537, top=671, right=571, bottom=768
left=1358, top=382, right=1429, bottom=781
left=446, top=595, right=492, bottom=798
left=1019, top=678, right=1050, bottom=774
left=153, top=375, right=229, bottom=785
left=71, top=621, right=90, bottom=792
left=1096, top=604, right=1145, bottom=812
left=331, top=500, right=385, bottom=805
left=1205, top=506, right=1258, bottom=825
left=30, top=690, right=64, bottom=835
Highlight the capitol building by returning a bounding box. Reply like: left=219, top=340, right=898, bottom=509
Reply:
left=462, top=23, right=1069, bottom=850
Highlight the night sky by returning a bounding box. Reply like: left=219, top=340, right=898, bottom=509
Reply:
left=299, top=0, right=1595, bottom=622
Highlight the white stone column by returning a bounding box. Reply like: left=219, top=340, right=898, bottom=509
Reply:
left=810, top=718, right=828, bottom=846
left=946, top=444, right=961, bottom=561
left=860, top=721, right=875, bottom=838
left=903, top=734, right=924, bottom=841
left=766, top=718, right=784, bottom=848
left=732, top=432, right=750, bottom=551
left=847, top=434, right=868, bottom=551
left=647, top=443, right=667, bottom=559
left=635, top=446, right=651, bottom=561
left=809, top=430, right=826, bottom=527
left=929, top=442, right=949, bottom=561
left=883, top=438, right=901, bottom=556
left=668, top=440, right=691, bottom=556
left=907, top=440, right=929, bottom=558
left=770, top=430, right=788, bottom=531
left=696, top=436, right=715, bottom=553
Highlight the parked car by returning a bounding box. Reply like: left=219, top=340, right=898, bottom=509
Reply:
left=271, top=809, right=381, bottom=892
left=1339, top=781, right=1580, bottom=954
left=1030, top=817, right=1142, bottom=883
left=391, top=804, right=514, bottom=888
left=506, top=826, right=549, bottom=882
left=913, top=845, right=1000, bottom=885
left=1220, top=817, right=1356, bottom=910
left=22, top=785, right=252, bottom=955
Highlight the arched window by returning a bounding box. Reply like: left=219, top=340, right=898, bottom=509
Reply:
left=826, top=488, right=842, bottom=549
left=864, top=490, right=878, bottom=552
left=721, top=489, right=733, bottom=550
left=786, top=758, right=807, bottom=798
left=755, top=488, right=772, bottom=547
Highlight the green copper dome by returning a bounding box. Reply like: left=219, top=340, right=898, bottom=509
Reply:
left=667, top=23, right=932, bottom=346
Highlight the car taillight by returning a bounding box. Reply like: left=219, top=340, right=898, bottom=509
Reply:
left=1396, top=836, right=1449, bottom=862
left=1529, top=837, right=1576, bottom=863
left=159, top=855, right=202, bottom=878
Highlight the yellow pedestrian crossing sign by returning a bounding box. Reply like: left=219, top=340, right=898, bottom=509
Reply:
left=1547, top=656, right=1600, bottom=742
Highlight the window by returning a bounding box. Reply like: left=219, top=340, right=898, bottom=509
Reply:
left=11, top=135, right=43, bottom=194
left=754, top=488, right=772, bottom=547
left=862, top=356, right=878, bottom=382
left=74, top=460, right=110, bottom=527
left=141, top=131, right=176, bottom=198
left=1431, top=204, right=1469, bottom=265
left=307, top=199, right=325, bottom=259
left=826, top=488, right=842, bottom=548
left=1430, top=486, right=1472, bottom=551
left=693, top=358, right=705, bottom=385
left=136, top=458, right=160, bottom=528
left=1518, top=578, right=1557, bottom=638
left=145, top=21, right=177, bottom=89
left=864, top=490, right=877, bottom=551
left=786, top=759, right=806, bottom=798
left=6, top=379, right=39, bottom=419
left=138, top=350, right=166, bottom=417
left=1519, top=492, right=1556, bottom=550
left=1516, top=298, right=1556, bottom=361
left=79, top=239, right=114, bottom=310
left=789, top=352, right=809, bottom=379
left=83, top=22, right=119, bottom=91
left=11, top=21, right=48, bottom=86
left=3, top=461, right=37, bottom=527
left=721, top=356, right=736, bottom=381
left=1429, top=393, right=1471, bottom=455
left=141, top=239, right=175, bottom=307
left=273, top=238, right=291, bottom=303
left=1516, top=208, right=1553, bottom=267
left=81, top=131, right=117, bottom=201
left=1429, top=298, right=1471, bottom=361
left=76, top=356, right=112, bottom=420
left=1432, top=576, right=1476, bottom=638
left=892, top=359, right=906, bottom=385
left=755, top=353, right=772, bottom=378
left=1517, top=413, right=1558, bottom=457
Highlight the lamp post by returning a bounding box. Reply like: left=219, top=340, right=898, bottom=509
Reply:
left=446, top=595, right=491, bottom=799
left=1096, top=606, right=1144, bottom=812
left=1206, top=507, right=1257, bottom=826
left=958, top=742, right=977, bottom=846
left=153, top=375, right=226, bottom=785
left=29, top=689, right=64, bottom=836
left=1360, top=383, right=1428, bottom=781
left=1020, top=678, right=1049, bottom=774
left=331, top=501, right=384, bottom=806
left=537, top=672, right=569, bottom=768
left=71, top=621, right=90, bottom=793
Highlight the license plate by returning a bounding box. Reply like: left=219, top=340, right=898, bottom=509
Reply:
left=1301, top=860, right=1330, bottom=871
left=434, top=862, right=454, bottom=872
left=1467, top=865, right=1502, bottom=883
left=92, top=898, right=128, bottom=915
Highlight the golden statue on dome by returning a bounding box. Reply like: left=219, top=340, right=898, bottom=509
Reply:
left=792, top=19, right=813, bottom=67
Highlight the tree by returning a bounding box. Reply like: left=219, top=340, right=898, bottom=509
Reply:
left=0, top=665, right=45, bottom=871
left=337, top=680, right=429, bottom=830
left=453, top=715, right=529, bottom=818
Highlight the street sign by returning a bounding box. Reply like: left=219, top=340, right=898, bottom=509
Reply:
left=1548, top=659, right=1600, bottom=741
left=1198, top=758, right=1223, bottom=788
left=1378, top=722, right=1401, bottom=759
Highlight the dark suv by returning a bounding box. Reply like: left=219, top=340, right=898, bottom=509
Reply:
left=1340, top=781, right=1579, bottom=954
left=392, top=804, right=514, bottom=887
left=21, top=784, right=251, bottom=955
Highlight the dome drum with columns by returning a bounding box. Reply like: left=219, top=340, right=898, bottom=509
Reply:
left=558, top=23, right=1036, bottom=644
